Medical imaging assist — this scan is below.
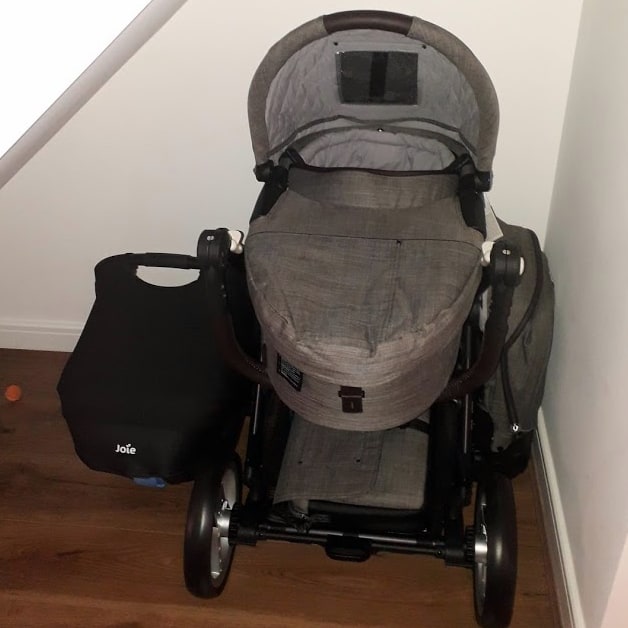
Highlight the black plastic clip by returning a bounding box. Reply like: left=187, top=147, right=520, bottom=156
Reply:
left=338, top=386, right=365, bottom=413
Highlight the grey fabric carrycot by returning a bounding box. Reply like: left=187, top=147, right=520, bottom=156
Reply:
left=245, top=13, right=500, bottom=430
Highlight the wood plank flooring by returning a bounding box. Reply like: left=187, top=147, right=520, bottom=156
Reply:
left=0, top=349, right=560, bottom=627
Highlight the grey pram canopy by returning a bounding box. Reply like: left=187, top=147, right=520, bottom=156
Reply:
left=246, top=13, right=499, bottom=431
left=248, top=16, right=499, bottom=172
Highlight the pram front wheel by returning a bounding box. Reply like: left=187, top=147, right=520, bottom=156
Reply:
left=472, top=473, right=517, bottom=628
left=184, top=454, right=242, bottom=598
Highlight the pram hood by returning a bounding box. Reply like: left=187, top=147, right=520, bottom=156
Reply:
left=248, top=10, right=499, bottom=173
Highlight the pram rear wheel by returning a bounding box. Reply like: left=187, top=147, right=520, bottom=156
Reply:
left=472, top=473, right=517, bottom=628
left=184, top=455, right=241, bottom=598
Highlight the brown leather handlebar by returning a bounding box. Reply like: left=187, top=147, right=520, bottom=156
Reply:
left=323, top=10, right=412, bottom=36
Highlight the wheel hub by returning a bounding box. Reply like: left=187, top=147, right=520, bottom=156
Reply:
left=209, top=467, right=238, bottom=586
left=216, top=500, right=232, bottom=537
left=474, top=500, right=489, bottom=616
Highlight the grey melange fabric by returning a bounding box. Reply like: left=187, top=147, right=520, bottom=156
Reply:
left=273, top=414, right=429, bottom=510
left=262, top=30, right=480, bottom=167
left=298, top=129, right=456, bottom=171
left=246, top=168, right=483, bottom=430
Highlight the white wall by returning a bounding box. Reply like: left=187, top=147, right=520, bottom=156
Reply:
left=543, top=0, right=628, bottom=626
left=0, top=0, right=187, bottom=190
left=0, top=0, right=151, bottom=158
left=0, top=0, right=582, bottom=350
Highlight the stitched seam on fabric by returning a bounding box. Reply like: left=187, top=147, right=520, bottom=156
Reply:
left=247, top=272, right=293, bottom=330
left=409, top=258, right=481, bottom=337
left=379, top=240, right=402, bottom=348
left=266, top=114, right=477, bottom=159
left=247, top=232, right=482, bottom=251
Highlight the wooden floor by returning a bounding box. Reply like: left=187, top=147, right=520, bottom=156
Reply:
left=0, top=349, right=560, bottom=627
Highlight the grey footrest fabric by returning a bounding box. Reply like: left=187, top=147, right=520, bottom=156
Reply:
left=274, top=414, right=429, bottom=511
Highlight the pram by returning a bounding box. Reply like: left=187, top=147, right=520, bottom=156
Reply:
left=58, top=11, right=554, bottom=628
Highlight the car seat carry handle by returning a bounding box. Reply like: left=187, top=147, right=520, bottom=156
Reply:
left=198, top=229, right=271, bottom=388
left=439, top=241, right=522, bottom=401
left=323, top=10, right=413, bottom=35
left=128, top=253, right=202, bottom=270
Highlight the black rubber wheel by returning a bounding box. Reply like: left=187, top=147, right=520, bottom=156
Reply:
left=184, top=455, right=241, bottom=598
left=472, top=473, right=517, bottom=628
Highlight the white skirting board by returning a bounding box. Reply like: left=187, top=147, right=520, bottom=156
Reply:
left=534, top=410, right=585, bottom=628
left=0, top=318, right=81, bottom=352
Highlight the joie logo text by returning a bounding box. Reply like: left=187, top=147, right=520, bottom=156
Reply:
left=115, top=443, right=137, bottom=454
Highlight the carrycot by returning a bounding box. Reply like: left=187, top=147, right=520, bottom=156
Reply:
left=245, top=13, right=500, bottom=430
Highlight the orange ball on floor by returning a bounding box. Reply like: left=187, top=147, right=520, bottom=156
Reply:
left=4, top=384, right=22, bottom=402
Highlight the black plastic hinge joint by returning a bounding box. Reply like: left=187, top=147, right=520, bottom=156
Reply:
left=490, top=241, right=522, bottom=288
left=254, top=160, right=274, bottom=182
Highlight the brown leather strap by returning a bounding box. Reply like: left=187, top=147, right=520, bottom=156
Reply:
left=438, top=284, right=514, bottom=402
left=323, top=10, right=412, bottom=35
left=212, top=316, right=270, bottom=388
